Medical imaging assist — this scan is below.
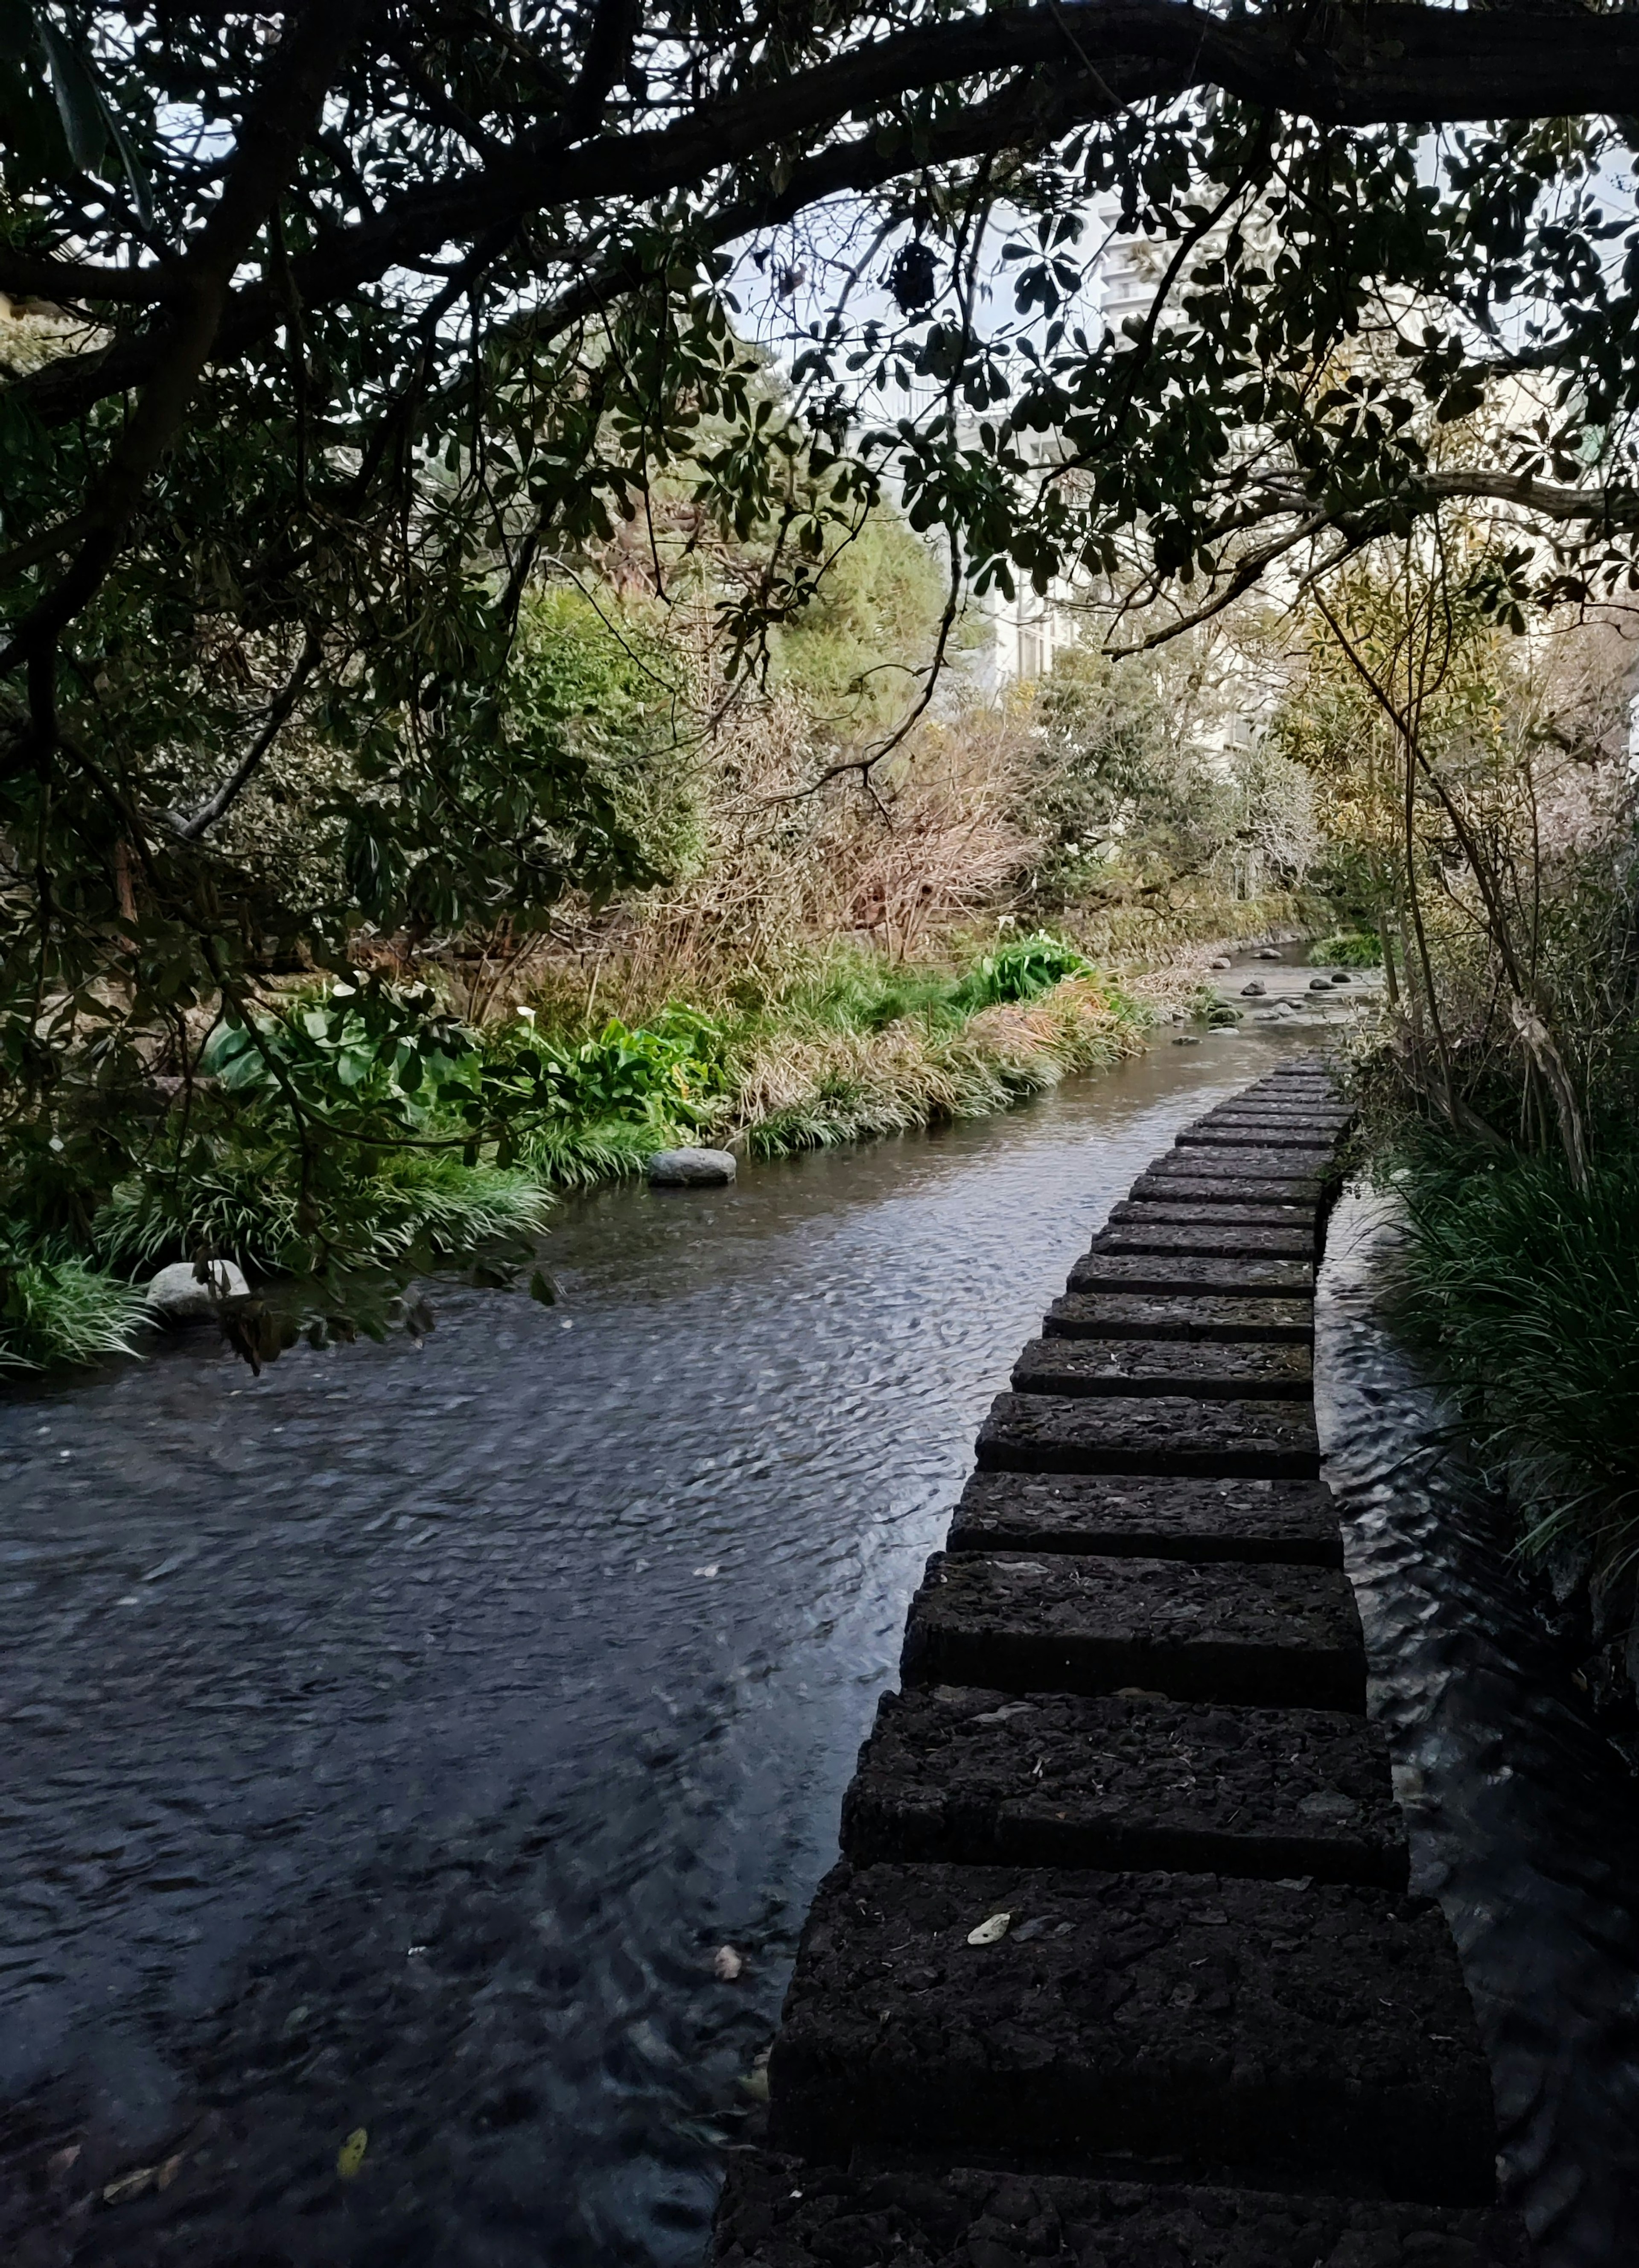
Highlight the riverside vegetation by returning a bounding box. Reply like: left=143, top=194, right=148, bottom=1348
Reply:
left=0, top=498, right=1312, bottom=1374
left=1274, top=539, right=1639, bottom=1665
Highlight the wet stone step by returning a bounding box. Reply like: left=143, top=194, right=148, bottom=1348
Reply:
left=1178, top=1127, right=1336, bottom=1153
left=767, top=1862, right=1499, bottom=2205
left=948, top=1471, right=1342, bottom=1565
left=980, top=1391, right=1319, bottom=1478
left=1128, top=1173, right=1326, bottom=1209
left=1199, top=1131, right=1347, bottom=1149
left=1012, top=1335, right=1312, bottom=1400
left=1043, top=1292, right=1313, bottom=1342
left=840, top=1685, right=1407, bottom=1886
left=1200, top=1101, right=1352, bottom=1121
left=1108, top=1198, right=1315, bottom=1230
left=715, top=2158, right=1528, bottom=2268
left=1086, top=1221, right=1318, bottom=1261
left=1144, top=1148, right=1330, bottom=1183
left=901, top=1550, right=1363, bottom=1708
left=1066, top=1255, right=1314, bottom=1299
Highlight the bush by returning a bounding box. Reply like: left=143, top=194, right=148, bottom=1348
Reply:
left=1393, top=1139, right=1639, bottom=1575
left=1309, top=931, right=1383, bottom=966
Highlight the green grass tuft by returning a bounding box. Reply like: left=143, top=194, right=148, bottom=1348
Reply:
left=515, top=1117, right=668, bottom=1187
left=0, top=1246, right=148, bottom=1372
left=99, top=1148, right=552, bottom=1278
left=1393, top=1140, right=1639, bottom=1575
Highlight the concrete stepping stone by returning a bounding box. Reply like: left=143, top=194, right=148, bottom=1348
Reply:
left=840, top=1685, right=1407, bottom=1885
left=1066, top=1254, right=1314, bottom=1298
left=1108, top=1198, right=1314, bottom=1229
left=1043, top=1292, right=1313, bottom=1342
left=1177, top=1127, right=1335, bottom=1153
left=948, top=1471, right=1342, bottom=1565
left=900, top=1550, right=1363, bottom=1707
left=1127, top=1172, right=1326, bottom=1208
left=979, top=1389, right=1320, bottom=1475
left=1012, top=1336, right=1312, bottom=1399
left=715, top=2157, right=1528, bottom=2268
left=767, top=1861, right=1499, bottom=2204
left=1147, top=1143, right=1342, bottom=1179
left=1201, top=1100, right=1351, bottom=1119
left=1086, top=1221, right=1318, bottom=1260
left=1144, top=1148, right=1328, bottom=1182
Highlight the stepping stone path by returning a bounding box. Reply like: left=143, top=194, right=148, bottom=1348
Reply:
left=712, top=1058, right=1527, bottom=2267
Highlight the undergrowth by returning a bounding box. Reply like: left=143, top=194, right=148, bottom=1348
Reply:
left=0, top=1242, right=148, bottom=1373
left=1309, top=931, right=1383, bottom=966
left=2, top=929, right=1165, bottom=1371
left=1391, top=1135, right=1639, bottom=1582
left=99, top=1150, right=554, bottom=1279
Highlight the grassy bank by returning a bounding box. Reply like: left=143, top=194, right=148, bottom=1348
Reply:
left=1390, top=1137, right=1639, bottom=1584
left=1, top=931, right=1176, bottom=1373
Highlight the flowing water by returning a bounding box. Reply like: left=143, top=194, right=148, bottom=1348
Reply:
left=2, top=998, right=1637, bottom=2267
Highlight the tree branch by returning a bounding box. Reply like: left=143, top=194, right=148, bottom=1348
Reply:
left=172, top=628, right=322, bottom=841
left=15, top=3, right=1639, bottom=432
left=0, top=0, right=381, bottom=697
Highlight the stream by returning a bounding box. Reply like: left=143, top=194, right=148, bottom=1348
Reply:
left=3, top=985, right=1637, bottom=2266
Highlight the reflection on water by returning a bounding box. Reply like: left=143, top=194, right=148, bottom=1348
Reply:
left=1318, top=1191, right=1639, bottom=2268
left=0, top=1022, right=1305, bottom=2267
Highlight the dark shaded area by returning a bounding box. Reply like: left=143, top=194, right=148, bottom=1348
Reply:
left=713, top=2154, right=1529, bottom=2267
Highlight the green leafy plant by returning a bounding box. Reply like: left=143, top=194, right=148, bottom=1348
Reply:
left=0, top=1238, right=147, bottom=1372
left=952, top=933, right=1093, bottom=1013
left=1392, top=1138, right=1639, bottom=1579
left=1309, top=932, right=1384, bottom=968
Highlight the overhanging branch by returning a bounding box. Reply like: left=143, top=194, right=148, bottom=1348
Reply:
left=13, top=2, right=1639, bottom=430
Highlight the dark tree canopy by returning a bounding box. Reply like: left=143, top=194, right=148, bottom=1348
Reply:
left=4, top=0, right=1639, bottom=1185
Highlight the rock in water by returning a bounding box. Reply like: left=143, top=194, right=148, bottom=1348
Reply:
left=1309, top=977, right=1332, bottom=992
left=1240, top=981, right=1266, bottom=997
left=647, top=1147, right=737, bottom=1187
left=143, top=1259, right=250, bottom=1318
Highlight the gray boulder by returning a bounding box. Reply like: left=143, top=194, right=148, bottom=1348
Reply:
left=143, top=1259, right=250, bottom=1319
left=1309, top=976, right=1333, bottom=992
left=1256, top=948, right=1282, bottom=960
left=648, top=1147, right=737, bottom=1187
left=1207, top=956, right=1232, bottom=970
left=1240, top=980, right=1266, bottom=997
